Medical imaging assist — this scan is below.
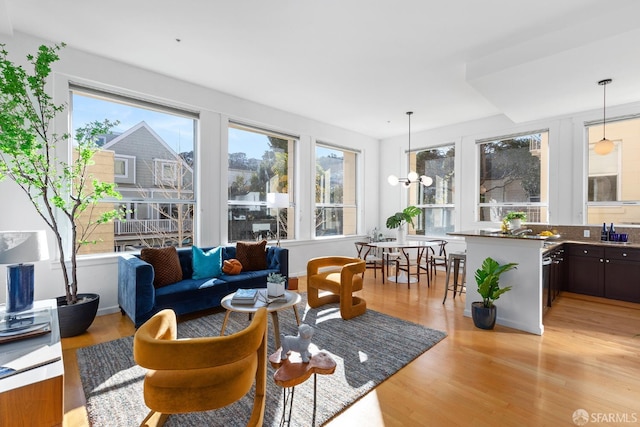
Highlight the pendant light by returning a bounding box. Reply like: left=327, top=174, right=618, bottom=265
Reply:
left=388, top=112, right=433, bottom=187
left=594, top=79, right=614, bottom=156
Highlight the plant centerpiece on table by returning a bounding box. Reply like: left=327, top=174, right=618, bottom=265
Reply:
left=472, top=257, right=518, bottom=330
left=503, top=211, right=527, bottom=232
left=267, top=272, right=286, bottom=297
left=0, top=43, right=124, bottom=336
left=386, top=205, right=420, bottom=243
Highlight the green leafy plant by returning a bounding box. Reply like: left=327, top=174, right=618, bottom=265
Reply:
left=0, top=43, right=124, bottom=305
left=504, top=211, right=527, bottom=221
left=267, top=272, right=286, bottom=283
left=386, top=205, right=421, bottom=229
left=474, top=257, right=518, bottom=308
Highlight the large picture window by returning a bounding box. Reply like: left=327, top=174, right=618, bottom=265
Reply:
left=478, top=130, right=549, bottom=223
left=71, top=86, right=197, bottom=253
left=315, top=144, right=358, bottom=237
left=587, top=116, right=640, bottom=224
left=409, top=144, right=455, bottom=236
left=227, top=123, right=295, bottom=243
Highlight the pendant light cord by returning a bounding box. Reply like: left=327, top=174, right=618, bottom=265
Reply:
left=598, top=79, right=612, bottom=140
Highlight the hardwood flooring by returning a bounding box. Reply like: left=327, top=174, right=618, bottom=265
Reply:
left=61, top=269, right=640, bottom=426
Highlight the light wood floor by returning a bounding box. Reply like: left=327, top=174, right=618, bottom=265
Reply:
left=61, top=269, right=640, bottom=426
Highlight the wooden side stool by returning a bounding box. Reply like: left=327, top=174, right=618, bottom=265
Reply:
left=269, top=348, right=336, bottom=427
left=443, top=252, right=466, bottom=303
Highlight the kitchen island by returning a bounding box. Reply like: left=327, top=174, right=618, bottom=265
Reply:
left=448, top=230, right=548, bottom=335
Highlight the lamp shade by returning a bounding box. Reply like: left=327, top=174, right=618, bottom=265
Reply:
left=594, top=138, right=614, bottom=156
left=0, top=230, right=49, bottom=264
left=266, top=193, right=289, bottom=209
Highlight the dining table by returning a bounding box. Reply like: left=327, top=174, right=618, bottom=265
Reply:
left=368, top=240, right=442, bottom=284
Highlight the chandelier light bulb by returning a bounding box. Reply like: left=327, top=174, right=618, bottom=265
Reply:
left=387, top=174, right=399, bottom=186
left=420, top=175, right=433, bottom=186
left=407, top=171, right=418, bottom=182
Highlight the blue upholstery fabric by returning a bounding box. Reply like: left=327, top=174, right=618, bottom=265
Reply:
left=118, top=245, right=289, bottom=327
left=191, top=246, right=223, bottom=279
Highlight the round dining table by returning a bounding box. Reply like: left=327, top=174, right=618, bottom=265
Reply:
left=368, top=240, right=442, bottom=284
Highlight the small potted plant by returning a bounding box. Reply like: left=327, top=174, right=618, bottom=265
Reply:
left=503, top=211, right=527, bottom=231
left=472, top=257, right=518, bottom=330
left=267, top=272, right=286, bottom=297
left=386, top=206, right=421, bottom=243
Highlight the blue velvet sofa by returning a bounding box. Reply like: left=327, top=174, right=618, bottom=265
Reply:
left=118, top=245, right=288, bottom=327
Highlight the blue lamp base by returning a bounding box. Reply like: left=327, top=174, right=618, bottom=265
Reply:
left=6, top=264, right=35, bottom=313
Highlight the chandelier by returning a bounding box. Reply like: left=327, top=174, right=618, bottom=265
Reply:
left=388, top=112, right=433, bottom=187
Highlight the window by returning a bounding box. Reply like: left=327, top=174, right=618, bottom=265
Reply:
left=227, top=123, right=295, bottom=243
left=478, top=130, right=549, bottom=223
left=587, top=116, right=640, bottom=224
left=409, top=144, right=455, bottom=236
left=315, top=144, right=358, bottom=237
left=71, top=86, right=197, bottom=253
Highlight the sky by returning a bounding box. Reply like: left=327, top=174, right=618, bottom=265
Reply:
left=72, top=93, right=195, bottom=154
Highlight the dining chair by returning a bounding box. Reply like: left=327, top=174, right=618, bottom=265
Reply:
left=427, top=240, right=448, bottom=281
left=354, top=241, right=383, bottom=278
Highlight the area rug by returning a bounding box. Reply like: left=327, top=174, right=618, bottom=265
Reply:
left=77, top=294, right=446, bottom=426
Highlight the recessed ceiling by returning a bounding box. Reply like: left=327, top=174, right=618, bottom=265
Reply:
left=3, top=0, right=640, bottom=139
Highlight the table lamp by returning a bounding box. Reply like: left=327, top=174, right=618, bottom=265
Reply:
left=266, top=193, right=289, bottom=247
left=0, top=230, right=49, bottom=313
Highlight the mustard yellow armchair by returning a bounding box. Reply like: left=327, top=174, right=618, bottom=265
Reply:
left=307, top=256, right=366, bottom=320
left=133, top=308, right=268, bottom=427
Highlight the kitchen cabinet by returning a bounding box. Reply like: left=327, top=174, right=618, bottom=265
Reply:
left=566, top=244, right=605, bottom=297
left=566, top=244, right=640, bottom=303
left=603, top=247, right=640, bottom=303
left=549, top=246, right=565, bottom=305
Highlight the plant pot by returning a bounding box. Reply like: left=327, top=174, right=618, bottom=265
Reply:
left=508, top=219, right=522, bottom=230
left=267, top=281, right=285, bottom=297
left=56, top=293, right=100, bottom=338
left=471, top=301, right=497, bottom=330
left=396, top=223, right=406, bottom=244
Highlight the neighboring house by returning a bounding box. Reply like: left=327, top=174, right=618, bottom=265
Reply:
left=102, top=121, right=194, bottom=250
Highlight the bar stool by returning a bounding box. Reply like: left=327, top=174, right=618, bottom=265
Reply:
left=442, top=252, right=466, bottom=303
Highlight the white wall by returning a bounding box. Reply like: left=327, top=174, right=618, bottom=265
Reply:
left=0, top=32, right=380, bottom=315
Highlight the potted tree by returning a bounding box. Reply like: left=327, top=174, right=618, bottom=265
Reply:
left=386, top=205, right=420, bottom=244
left=0, top=43, right=124, bottom=337
left=472, top=257, right=518, bottom=330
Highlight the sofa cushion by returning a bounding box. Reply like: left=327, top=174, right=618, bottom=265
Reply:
left=140, top=246, right=183, bottom=288
left=192, top=246, right=223, bottom=280
left=222, top=259, right=242, bottom=275
left=235, top=240, right=268, bottom=271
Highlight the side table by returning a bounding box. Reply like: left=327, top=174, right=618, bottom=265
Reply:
left=269, top=348, right=336, bottom=427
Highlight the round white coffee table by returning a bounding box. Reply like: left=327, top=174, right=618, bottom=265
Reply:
left=220, top=289, right=301, bottom=349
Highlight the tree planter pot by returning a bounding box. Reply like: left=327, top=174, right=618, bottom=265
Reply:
left=471, top=301, right=497, bottom=330
left=56, top=293, right=100, bottom=338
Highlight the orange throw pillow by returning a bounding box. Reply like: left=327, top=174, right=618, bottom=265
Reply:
left=222, top=259, right=242, bottom=275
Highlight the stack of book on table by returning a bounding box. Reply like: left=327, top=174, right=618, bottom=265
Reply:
left=231, top=288, right=259, bottom=305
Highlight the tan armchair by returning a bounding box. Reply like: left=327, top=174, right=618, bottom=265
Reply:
left=307, top=256, right=366, bottom=320
left=133, top=308, right=268, bottom=427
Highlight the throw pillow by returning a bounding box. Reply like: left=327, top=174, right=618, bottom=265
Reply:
left=235, top=240, right=268, bottom=271
left=222, top=259, right=243, bottom=275
left=140, top=246, right=183, bottom=288
left=192, top=246, right=223, bottom=280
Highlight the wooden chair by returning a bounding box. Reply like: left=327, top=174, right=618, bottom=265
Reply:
left=133, top=308, right=268, bottom=427
left=427, top=239, right=448, bottom=281
left=307, top=256, right=366, bottom=319
left=354, top=241, right=383, bottom=278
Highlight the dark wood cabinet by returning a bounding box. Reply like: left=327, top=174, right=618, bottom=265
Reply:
left=603, top=247, right=640, bottom=303
left=549, top=247, right=565, bottom=304
left=566, top=243, right=640, bottom=303
left=566, top=244, right=605, bottom=297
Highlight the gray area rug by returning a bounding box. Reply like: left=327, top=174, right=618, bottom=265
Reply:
left=77, top=294, right=446, bottom=426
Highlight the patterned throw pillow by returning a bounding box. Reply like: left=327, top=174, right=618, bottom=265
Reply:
left=140, top=246, right=183, bottom=288
left=191, top=246, right=223, bottom=280
left=222, top=259, right=243, bottom=275
left=235, top=240, right=268, bottom=272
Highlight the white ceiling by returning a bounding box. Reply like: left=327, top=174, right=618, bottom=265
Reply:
left=3, top=0, right=640, bottom=139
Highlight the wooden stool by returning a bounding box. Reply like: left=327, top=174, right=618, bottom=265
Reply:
left=269, top=348, right=336, bottom=427
left=443, top=252, right=466, bottom=303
